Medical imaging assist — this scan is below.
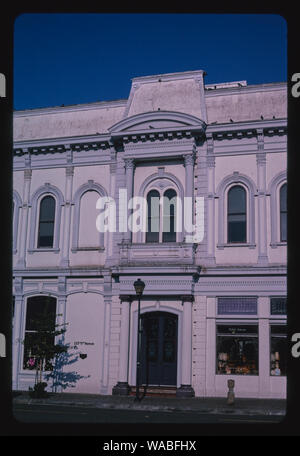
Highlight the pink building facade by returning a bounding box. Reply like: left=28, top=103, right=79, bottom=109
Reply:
left=12, top=70, right=287, bottom=398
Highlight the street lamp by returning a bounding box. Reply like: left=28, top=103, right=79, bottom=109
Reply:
left=134, top=278, right=145, bottom=402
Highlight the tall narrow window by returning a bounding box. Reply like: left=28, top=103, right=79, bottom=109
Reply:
left=38, top=196, right=56, bottom=248
left=162, top=189, right=177, bottom=243
left=280, top=183, right=287, bottom=242
left=146, top=190, right=160, bottom=243
left=227, top=185, right=246, bottom=243
left=23, top=296, right=57, bottom=370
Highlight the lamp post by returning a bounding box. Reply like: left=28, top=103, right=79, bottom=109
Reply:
left=134, top=278, right=145, bottom=402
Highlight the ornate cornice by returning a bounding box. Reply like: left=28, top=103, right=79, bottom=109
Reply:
left=13, top=136, right=111, bottom=156
left=206, top=119, right=286, bottom=141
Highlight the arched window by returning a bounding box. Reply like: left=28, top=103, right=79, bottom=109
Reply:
left=78, top=190, right=101, bottom=248
left=146, top=190, right=160, bottom=243
left=280, top=183, right=287, bottom=242
left=227, top=185, right=247, bottom=243
left=37, top=195, right=56, bottom=248
left=162, top=189, right=177, bottom=243
left=146, top=188, right=178, bottom=243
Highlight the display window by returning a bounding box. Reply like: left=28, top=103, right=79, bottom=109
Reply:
left=270, top=325, right=287, bottom=376
left=216, top=324, right=258, bottom=375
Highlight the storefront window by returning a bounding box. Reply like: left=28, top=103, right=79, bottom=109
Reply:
left=270, top=325, right=287, bottom=376
left=216, top=324, right=258, bottom=375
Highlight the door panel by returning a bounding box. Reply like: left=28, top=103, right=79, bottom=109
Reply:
left=141, top=312, right=178, bottom=386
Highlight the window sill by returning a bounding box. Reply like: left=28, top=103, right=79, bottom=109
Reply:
left=71, top=247, right=105, bottom=253
left=28, top=248, right=60, bottom=254
left=270, top=242, right=287, bottom=249
left=215, top=373, right=259, bottom=377
left=217, top=243, right=256, bottom=249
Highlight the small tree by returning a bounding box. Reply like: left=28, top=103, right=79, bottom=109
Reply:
left=23, top=306, right=68, bottom=398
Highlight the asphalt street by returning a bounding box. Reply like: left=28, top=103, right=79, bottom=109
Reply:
left=13, top=403, right=282, bottom=424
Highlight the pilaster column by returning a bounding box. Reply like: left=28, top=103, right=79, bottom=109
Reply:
left=184, top=153, right=195, bottom=242
left=256, top=129, right=268, bottom=265
left=123, top=158, right=135, bottom=243
left=57, top=276, right=67, bottom=328
left=206, top=134, right=216, bottom=264
left=12, top=294, right=24, bottom=390
left=258, top=297, right=270, bottom=396
left=112, top=295, right=132, bottom=395
left=60, top=165, right=74, bottom=267
left=17, top=165, right=32, bottom=268
left=176, top=295, right=195, bottom=397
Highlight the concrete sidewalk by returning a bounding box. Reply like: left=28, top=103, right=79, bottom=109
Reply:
left=13, top=391, right=286, bottom=416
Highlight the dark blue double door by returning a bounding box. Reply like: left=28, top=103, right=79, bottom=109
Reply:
left=141, top=312, right=178, bottom=386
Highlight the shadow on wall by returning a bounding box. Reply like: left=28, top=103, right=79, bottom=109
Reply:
left=45, top=341, right=90, bottom=392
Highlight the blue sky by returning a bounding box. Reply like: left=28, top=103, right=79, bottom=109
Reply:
left=13, top=13, right=287, bottom=111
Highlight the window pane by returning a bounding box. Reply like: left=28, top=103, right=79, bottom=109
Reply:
left=228, top=186, right=246, bottom=214
left=228, top=220, right=246, bottom=243
left=270, top=297, right=287, bottom=315
left=280, top=213, right=287, bottom=242
left=146, top=190, right=160, bottom=243
left=218, top=297, right=257, bottom=315
left=162, top=189, right=177, bottom=243
left=25, top=296, right=56, bottom=331
left=39, top=196, right=55, bottom=221
left=216, top=325, right=258, bottom=375
left=280, top=184, right=287, bottom=242
left=23, top=296, right=57, bottom=370
left=38, top=222, right=55, bottom=247
left=280, top=184, right=287, bottom=212
left=270, top=325, right=287, bottom=376
left=38, top=196, right=55, bottom=247
left=227, top=186, right=246, bottom=243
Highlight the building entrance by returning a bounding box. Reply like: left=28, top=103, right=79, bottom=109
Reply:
left=141, top=312, right=178, bottom=386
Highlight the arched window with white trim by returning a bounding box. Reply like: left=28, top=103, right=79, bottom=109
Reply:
left=37, top=195, right=56, bottom=248
left=28, top=184, right=64, bottom=252
left=145, top=187, right=178, bottom=243
left=227, top=185, right=247, bottom=243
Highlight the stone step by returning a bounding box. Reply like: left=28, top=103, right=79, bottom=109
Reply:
left=129, top=386, right=177, bottom=397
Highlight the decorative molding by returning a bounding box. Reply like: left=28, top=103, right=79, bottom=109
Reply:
left=65, top=166, right=74, bottom=177
left=109, top=110, right=206, bottom=144
left=24, top=169, right=32, bottom=180
left=124, top=158, right=135, bottom=170
left=184, top=153, right=195, bottom=167
left=256, top=128, right=264, bottom=151
left=71, top=180, right=108, bottom=252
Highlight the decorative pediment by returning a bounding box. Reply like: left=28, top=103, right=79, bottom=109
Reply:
left=109, top=111, right=206, bottom=142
